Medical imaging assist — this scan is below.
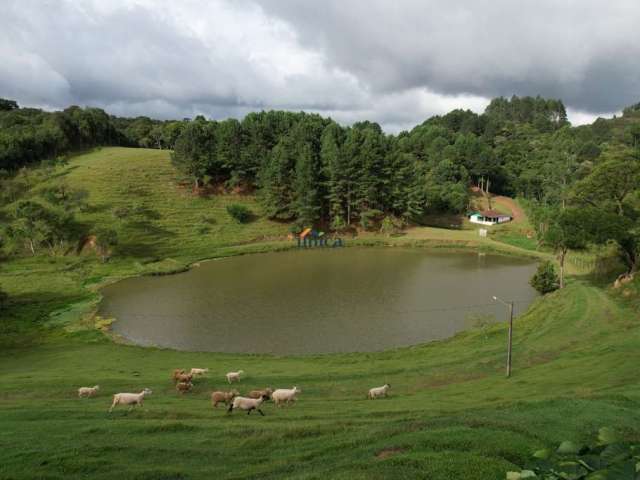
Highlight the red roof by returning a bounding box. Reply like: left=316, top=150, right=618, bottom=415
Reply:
left=481, top=209, right=510, bottom=218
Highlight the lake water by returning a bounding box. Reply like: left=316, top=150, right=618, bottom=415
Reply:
left=99, top=248, right=538, bottom=354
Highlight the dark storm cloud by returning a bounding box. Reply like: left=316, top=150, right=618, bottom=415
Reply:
left=255, top=0, right=640, bottom=114
left=0, top=0, right=636, bottom=130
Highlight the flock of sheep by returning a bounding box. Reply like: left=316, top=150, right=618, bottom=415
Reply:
left=77, top=367, right=391, bottom=415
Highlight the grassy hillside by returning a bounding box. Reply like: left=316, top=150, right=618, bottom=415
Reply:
left=58, top=147, right=290, bottom=259
left=0, top=148, right=638, bottom=479
left=1, top=281, right=638, bottom=479
left=0, top=148, right=292, bottom=344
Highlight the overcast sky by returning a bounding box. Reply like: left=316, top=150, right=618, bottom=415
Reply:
left=1, top=0, right=638, bottom=132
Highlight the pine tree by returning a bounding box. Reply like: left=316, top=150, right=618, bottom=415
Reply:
left=258, top=135, right=296, bottom=220
left=340, top=128, right=363, bottom=225
left=293, top=142, right=321, bottom=225
left=353, top=127, right=387, bottom=215
left=321, top=123, right=347, bottom=226
left=171, top=119, right=216, bottom=190
left=215, top=119, right=242, bottom=186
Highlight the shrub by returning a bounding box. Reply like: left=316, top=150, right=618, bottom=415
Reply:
left=507, top=427, right=639, bottom=480
left=330, top=215, right=347, bottom=232
left=530, top=261, right=559, bottom=294
left=359, top=209, right=383, bottom=231
left=226, top=204, right=252, bottom=223
left=289, top=223, right=303, bottom=235
left=0, top=287, right=8, bottom=306
left=380, top=216, right=395, bottom=237
left=380, top=216, right=404, bottom=237
left=95, top=228, right=118, bottom=263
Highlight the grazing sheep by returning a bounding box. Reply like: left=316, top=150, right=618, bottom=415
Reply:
left=174, top=373, right=193, bottom=384
left=190, top=368, right=209, bottom=376
left=248, top=388, right=273, bottom=400
left=78, top=385, right=100, bottom=398
left=211, top=390, right=239, bottom=408
left=226, top=370, right=244, bottom=383
left=368, top=384, right=390, bottom=399
left=272, top=387, right=301, bottom=407
left=227, top=395, right=269, bottom=416
left=176, top=382, right=193, bottom=394
left=108, top=388, right=152, bottom=412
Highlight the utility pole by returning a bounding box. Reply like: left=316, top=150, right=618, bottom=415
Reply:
left=493, top=296, right=514, bottom=378
left=506, top=301, right=513, bottom=378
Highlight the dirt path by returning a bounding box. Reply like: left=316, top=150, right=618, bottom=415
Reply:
left=492, top=195, right=526, bottom=223
left=470, top=188, right=527, bottom=225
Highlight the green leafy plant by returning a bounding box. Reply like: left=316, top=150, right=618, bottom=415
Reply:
left=226, top=203, right=252, bottom=223
left=289, top=223, right=303, bottom=235
left=380, top=215, right=405, bottom=237
left=359, top=209, right=383, bottom=231
left=530, top=261, right=560, bottom=294
left=330, top=215, right=347, bottom=233
left=507, top=428, right=639, bottom=479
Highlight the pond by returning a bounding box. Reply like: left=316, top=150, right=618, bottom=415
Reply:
left=99, top=248, right=539, bottom=354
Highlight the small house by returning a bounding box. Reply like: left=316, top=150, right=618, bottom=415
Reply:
left=468, top=209, right=512, bottom=225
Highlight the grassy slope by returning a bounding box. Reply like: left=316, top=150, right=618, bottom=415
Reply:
left=0, top=148, right=290, bottom=344
left=0, top=148, right=639, bottom=479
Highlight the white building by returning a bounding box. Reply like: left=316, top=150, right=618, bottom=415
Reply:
left=468, top=210, right=512, bottom=226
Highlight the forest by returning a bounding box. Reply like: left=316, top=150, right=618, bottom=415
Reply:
left=1, top=95, right=639, bottom=273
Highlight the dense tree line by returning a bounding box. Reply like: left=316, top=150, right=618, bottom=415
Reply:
left=528, top=118, right=640, bottom=278
left=169, top=95, right=604, bottom=229
left=2, top=95, right=639, bottom=264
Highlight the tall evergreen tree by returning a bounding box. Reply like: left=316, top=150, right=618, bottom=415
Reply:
left=259, top=134, right=296, bottom=220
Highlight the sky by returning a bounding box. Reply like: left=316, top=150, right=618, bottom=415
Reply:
left=1, top=0, right=638, bottom=132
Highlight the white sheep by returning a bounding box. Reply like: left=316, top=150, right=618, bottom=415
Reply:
left=368, top=384, right=390, bottom=399
left=227, top=394, right=269, bottom=416
left=226, top=370, right=244, bottom=383
left=190, top=368, right=209, bottom=376
left=108, top=388, right=152, bottom=412
left=271, top=386, right=301, bottom=407
left=78, top=385, right=100, bottom=398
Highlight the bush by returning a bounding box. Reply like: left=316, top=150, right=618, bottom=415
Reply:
left=0, top=287, right=7, bottom=306
left=380, top=215, right=404, bottom=237
left=330, top=215, right=347, bottom=232
left=507, top=427, right=638, bottom=480
left=95, top=228, right=118, bottom=263
left=289, top=223, right=303, bottom=235
left=226, top=204, right=252, bottom=223
left=359, top=209, right=383, bottom=231
left=530, top=261, right=559, bottom=294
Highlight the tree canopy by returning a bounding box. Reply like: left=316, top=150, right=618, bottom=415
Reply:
left=2, top=95, right=640, bottom=244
